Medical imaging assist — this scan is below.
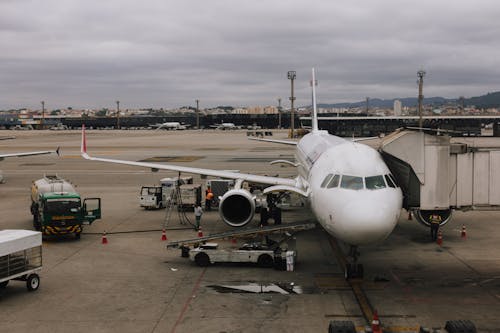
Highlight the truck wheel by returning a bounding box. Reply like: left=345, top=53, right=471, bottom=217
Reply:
left=26, top=274, right=40, bottom=291
left=75, top=233, right=81, bottom=240
left=444, top=320, right=477, bottom=333
left=257, top=254, right=274, bottom=268
left=0, top=280, right=9, bottom=288
left=194, top=253, right=210, bottom=267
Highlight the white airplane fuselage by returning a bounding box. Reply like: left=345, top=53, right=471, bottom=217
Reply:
left=295, top=130, right=403, bottom=245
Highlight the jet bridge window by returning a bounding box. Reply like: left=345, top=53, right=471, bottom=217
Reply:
left=340, top=175, right=364, bottom=190
left=365, top=175, right=386, bottom=190
left=384, top=174, right=396, bottom=188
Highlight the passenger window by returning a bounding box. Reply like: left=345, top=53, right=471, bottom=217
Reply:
left=320, top=174, right=334, bottom=188
left=327, top=174, right=340, bottom=188
left=365, top=175, right=386, bottom=190
left=385, top=174, right=396, bottom=188
left=340, top=175, right=364, bottom=190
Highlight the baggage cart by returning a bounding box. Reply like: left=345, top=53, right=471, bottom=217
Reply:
left=0, top=230, right=42, bottom=291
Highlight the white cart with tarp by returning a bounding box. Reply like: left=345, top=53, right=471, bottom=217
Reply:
left=0, top=230, right=42, bottom=291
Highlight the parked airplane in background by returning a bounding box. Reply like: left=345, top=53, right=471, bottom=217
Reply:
left=81, top=69, right=403, bottom=277
left=0, top=148, right=59, bottom=183
left=150, top=122, right=188, bottom=130
left=210, top=122, right=240, bottom=130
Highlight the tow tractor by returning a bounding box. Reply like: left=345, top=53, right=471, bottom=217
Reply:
left=167, top=221, right=316, bottom=270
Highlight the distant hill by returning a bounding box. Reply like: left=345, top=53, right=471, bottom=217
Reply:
left=318, top=91, right=500, bottom=109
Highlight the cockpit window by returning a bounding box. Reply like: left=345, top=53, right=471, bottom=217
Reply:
left=385, top=174, right=396, bottom=188
left=365, top=175, right=386, bottom=190
left=326, top=174, right=340, bottom=188
left=340, top=175, right=364, bottom=190
left=320, top=174, right=334, bottom=188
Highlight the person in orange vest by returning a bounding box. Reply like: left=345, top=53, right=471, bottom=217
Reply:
left=430, top=213, right=442, bottom=241
left=205, top=187, right=214, bottom=211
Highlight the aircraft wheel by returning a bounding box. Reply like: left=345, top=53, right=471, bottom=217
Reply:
left=345, top=264, right=364, bottom=279
left=194, top=253, right=210, bottom=267
left=328, top=320, right=356, bottom=333
left=26, top=274, right=40, bottom=292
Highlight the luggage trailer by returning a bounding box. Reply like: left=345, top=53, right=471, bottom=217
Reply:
left=0, top=230, right=42, bottom=292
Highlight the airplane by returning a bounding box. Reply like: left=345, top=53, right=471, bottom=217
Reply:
left=80, top=69, right=403, bottom=278
left=150, top=122, right=188, bottom=130
left=209, top=122, right=241, bottom=130
left=0, top=148, right=59, bottom=183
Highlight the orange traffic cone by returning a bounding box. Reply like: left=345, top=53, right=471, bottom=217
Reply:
left=437, top=230, right=443, bottom=246
left=197, top=227, right=203, bottom=238
left=101, top=231, right=108, bottom=244
left=371, top=310, right=382, bottom=333
left=461, top=225, right=467, bottom=240
left=408, top=211, right=412, bottom=220
left=161, top=229, right=167, bottom=241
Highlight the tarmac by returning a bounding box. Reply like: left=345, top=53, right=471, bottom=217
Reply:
left=0, top=129, right=499, bottom=333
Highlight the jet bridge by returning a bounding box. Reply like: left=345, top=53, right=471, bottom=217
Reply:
left=379, top=130, right=500, bottom=226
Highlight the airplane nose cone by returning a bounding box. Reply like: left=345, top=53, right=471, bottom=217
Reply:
left=337, top=200, right=399, bottom=245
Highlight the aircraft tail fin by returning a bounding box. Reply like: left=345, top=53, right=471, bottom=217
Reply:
left=311, top=68, right=319, bottom=133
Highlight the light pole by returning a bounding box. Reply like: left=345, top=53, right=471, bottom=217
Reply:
left=116, top=100, right=120, bottom=129
left=40, top=101, right=45, bottom=129
left=277, top=98, right=282, bottom=129
left=288, top=71, right=296, bottom=138
left=417, top=70, right=426, bottom=129
left=196, top=99, right=200, bottom=129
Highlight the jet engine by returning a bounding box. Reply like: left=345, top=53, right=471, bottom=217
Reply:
left=413, top=209, right=453, bottom=227
left=218, top=189, right=255, bottom=227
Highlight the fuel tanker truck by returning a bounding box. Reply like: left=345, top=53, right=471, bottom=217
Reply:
left=30, top=175, right=101, bottom=239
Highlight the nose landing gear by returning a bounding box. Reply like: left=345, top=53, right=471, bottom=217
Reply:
left=345, top=245, right=363, bottom=279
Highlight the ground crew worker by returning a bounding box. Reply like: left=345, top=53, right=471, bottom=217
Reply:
left=205, top=187, right=214, bottom=211
left=194, top=203, right=203, bottom=231
left=430, top=213, right=442, bottom=241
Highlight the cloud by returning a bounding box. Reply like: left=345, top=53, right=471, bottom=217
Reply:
left=1, top=0, right=500, bottom=109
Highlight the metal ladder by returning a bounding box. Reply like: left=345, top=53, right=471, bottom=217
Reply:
left=163, top=181, right=192, bottom=229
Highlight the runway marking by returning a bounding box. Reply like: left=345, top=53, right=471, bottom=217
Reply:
left=169, top=267, right=207, bottom=333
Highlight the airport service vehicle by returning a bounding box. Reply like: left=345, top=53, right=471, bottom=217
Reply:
left=0, top=230, right=42, bottom=292
left=160, top=176, right=193, bottom=204
left=206, top=179, right=235, bottom=206
left=177, top=184, right=202, bottom=210
left=30, top=175, right=101, bottom=238
left=139, top=185, right=163, bottom=209
left=189, top=241, right=295, bottom=269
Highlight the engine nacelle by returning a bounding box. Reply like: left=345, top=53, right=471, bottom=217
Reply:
left=414, top=209, right=453, bottom=227
left=219, top=189, right=255, bottom=227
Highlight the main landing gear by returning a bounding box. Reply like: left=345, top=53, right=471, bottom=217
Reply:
left=344, top=245, right=364, bottom=279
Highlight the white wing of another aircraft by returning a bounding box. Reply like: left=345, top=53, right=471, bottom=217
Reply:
left=0, top=148, right=59, bottom=161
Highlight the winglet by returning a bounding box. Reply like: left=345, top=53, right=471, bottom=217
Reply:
left=311, top=68, right=319, bottom=133
left=81, top=124, right=89, bottom=158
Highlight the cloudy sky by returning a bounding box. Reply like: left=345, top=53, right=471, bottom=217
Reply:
left=1, top=0, right=499, bottom=110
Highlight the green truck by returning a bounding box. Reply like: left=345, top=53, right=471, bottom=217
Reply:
left=30, top=175, right=101, bottom=239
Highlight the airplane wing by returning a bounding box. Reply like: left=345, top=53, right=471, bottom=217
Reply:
left=80, top=126, right=304, bottom=191
left=247, top=137, right=297, bottom=146
left=0, top=148, right=59, bottom=161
